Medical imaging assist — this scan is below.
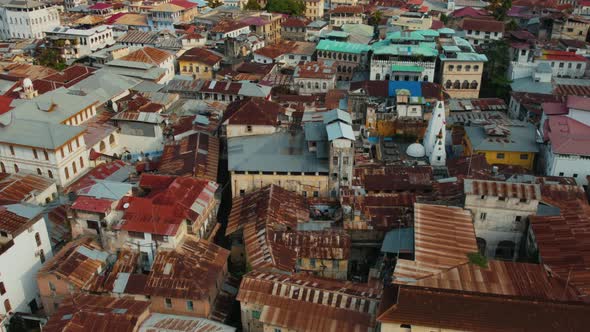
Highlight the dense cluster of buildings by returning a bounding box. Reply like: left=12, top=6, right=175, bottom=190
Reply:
left=1, top=0, right=590, bottom=331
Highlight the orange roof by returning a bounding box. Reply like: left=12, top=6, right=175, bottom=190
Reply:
left=120, top=46, right=172, bottom=65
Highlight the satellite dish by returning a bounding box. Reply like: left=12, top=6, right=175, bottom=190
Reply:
left=123, top=203, right=130, bottom=209
left=112, top=102, right=119, bottom=112
left=137, top=156, right=143, bottom=162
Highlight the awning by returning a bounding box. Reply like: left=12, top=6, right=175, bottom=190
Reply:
left=391, top=65, right=424, bottom=73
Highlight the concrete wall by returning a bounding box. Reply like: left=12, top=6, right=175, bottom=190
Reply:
left=231, top=172, right=330, bottom=198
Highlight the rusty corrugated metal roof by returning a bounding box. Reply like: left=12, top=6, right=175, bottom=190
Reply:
left=158, top=132, right=219, bottom=181
left=145, top=236, right=229, bottom=300
left=237, top=271, right=381, bottom=332
left=394, top=203, right=477, bottom=282
left=464, top=179, right=541, bottom=200
left=43, top=294, right=150, bottom=332
left=0, top=173, right=54, bottom=202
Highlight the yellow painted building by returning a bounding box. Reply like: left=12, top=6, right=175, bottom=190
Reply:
left=177, top=47, right=222, bottom=80
left=305, top=0, right=324, bottom=20
left=462, top=124, right=538, bottom=170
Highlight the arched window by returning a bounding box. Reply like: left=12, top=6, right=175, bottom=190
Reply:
left=0, top=162, right=4, bottom=173
left=476, top=237, right=486, bottom=256
left=470, top=80, right=479, bottom=89
left=461, top=80, right=469, bottom=89
left=322, top=82, right=327, bottom=89
left=315, top=82, right=319, bottom=89
left=307, top=82, right=311, bottom=89
left=495, top=241, right=516, bottom=260
left=385, top=74, right=391, bottom=80
left=465, top=65, right=471, bottom=72
left=448, top=65, right=454, bottom=71
left=445, top=80, right=452, bottom=89
left=337, top=53, right=342, bottom=60
left=99, top=141, right=106, bottom=152
left=347, top=66, right=352, bottom=73
left=337, top=65, right=342, bottom=72
left=348, top=54, right=353, bottom=61
left=48, top=170, right=53, bottom=179
left=353, top=55, right=358, bottom=62
left=453, top=80, right=461, bottom=89
left=474, top=65, right=480, bottom=71
left=14, top=164, right=18, bottom=173
left=423, top=75, right=429, bottom=81
left=457, top=65, right=463, bottom=71
left=300, top=82, right=304, bottom=87
left=37, top=168, right=42, bottom=175
left=4, top=299, right=10, bottom=313
left=35, top=232, right=41, bottom=247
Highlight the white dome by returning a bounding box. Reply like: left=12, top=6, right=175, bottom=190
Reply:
left=406, top=143, right=426, bottom=158
left=22, top=78, right=33, bottom=88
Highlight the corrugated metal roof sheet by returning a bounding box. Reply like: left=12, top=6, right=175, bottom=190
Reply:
left=394, top=203, right=477, bottom=282
left=464, top=179, right=541, bottom=200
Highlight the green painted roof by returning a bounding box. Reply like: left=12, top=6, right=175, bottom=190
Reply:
left=387, top=30, right=426, bottom=42
left=316, top=39, right=370, bottom=54
left=326, top=30, right=350, bottom=38
left=440, top=52, right=488, bottom=62
left=373, top=43, right=438, bottom=57
left=442, top=45, right=461, bottom=52
left=438, top=28, right=455, bottom=34
left=392, top=65, right=424, bottom=72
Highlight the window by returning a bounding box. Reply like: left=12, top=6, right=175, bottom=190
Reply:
left=313, top=191, right=319, bottom=198
left=332, top=156, right=338, bottom=165
left=37, top=168, right=42, bottom=175
left=0, top=231, right=6, bottom=237
left=445, top=80, right=452, bottom=89
left=44, top=150, right=49, bottom=160
left=72, top=162, right=77, bottom=174
left=343, top=157, right=349, bottom=165
left=80, top=157, right=84, bottom=169
left=67, top=143, right=72, bottom=153
left=39, top=249, right=45, bottom=263
left=310, top=258, right=316, bottom=267
left=461, top=80, right=469, bottom=89
left=559, top=172, right=564, bottom=176
left=33, top=148, right=38, bottom=159
left=474, top=65, right=479, bottom=71
left=186, top=300, right=194, bottom=311
left=252, top=310, right=261, bottom=319
left=246, top=125, right=253, bottom=132
left=515, top=216, right=522, bottom=222
left=35, top=232, right=41, bottom=246
left=496, top=153, right=505, bottom=159
left=165, top=298, right=172, bottom=308
left=453, top=80, right=461, bottom=89
left=48, top=170, right=53, bottom=179
left=0, top=282, right=5, bottom=295
left=470, top=80, right=478, bottom=89
left=448, top=65, right=454, bottom=71
left=480, top=212, right=487, bottom=220
left=498, top=196, right=506, bottom=201
left=0, top=162, right=4, bottom=173
left=4, top=299, right=11, bottom=313
left=128, top=231, right=145, bottom=239
left=465, top=65, right=471, bottom=72
left=520, top=154, right=529, bottom=160
left=574, top=173, right=578, bottom=178
left=274, top=329, right=282, bottom=332
left=14, top=164, right=18, bottom=173
left=99, top=141, right=106, bottom=152
left=9, top=145, right=14, bottom=156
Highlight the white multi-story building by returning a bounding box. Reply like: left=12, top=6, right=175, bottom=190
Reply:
left=541, top=96, right=590, bottom=186
left=464, top=179, right=540, bottom=261
left=460, top=18, right=504, bottom=46
left=44, top=25, right=115, bottom=64
left=0, top=203, right=53, bottom=328
left=0, top=83, right=96, bottom=187
left=0, top=0, right=60, bottom=40
left=370, top=30, right=438, bottom=82
left=63, top=0, right=87, bottom=11
left=294, top=61, right=337, bottom=95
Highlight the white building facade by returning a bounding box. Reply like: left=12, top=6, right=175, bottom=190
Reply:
left=0, top=205, right=53, bottom=327
left=44, top=25, right=115, bottom=63
left=0, top=0, right=60, bottom=40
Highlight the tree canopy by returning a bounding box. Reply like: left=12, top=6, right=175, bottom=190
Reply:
left=487, top=0, right=512, bottom=20
left=265, top=0, right=306, bottom=16
left=243, top=0, right=262, bottom=10
left=479, top=39, right=512, bottom=100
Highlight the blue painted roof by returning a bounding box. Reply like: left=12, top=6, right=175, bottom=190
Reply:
left=388, top=81, right=422, bottom=97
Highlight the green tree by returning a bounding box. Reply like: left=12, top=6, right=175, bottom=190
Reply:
left=244, top=0, right=262, bottom=10
left=368, top=10, right=383, bottom=26
left=265, top=0, right=306, bottom=16
left=479, top=39, right=512, bottom=100
left=207, top=0, right=223, bottom=8
left=36, top=48, right=66, bottom=70
left=487, top=0, right=512, bottom=21
left=440, top=13, right=449, bottom=25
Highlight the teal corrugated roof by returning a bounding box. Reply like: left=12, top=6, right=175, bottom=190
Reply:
left=326, top=30, right=350, bottom=38
left=392, top=65, right=424, bottom=72
left=316, top=39, right=370, bottom=54
left=381, top=228, right=414, bottom=253
left=438, top=28, right=455, bottom=34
